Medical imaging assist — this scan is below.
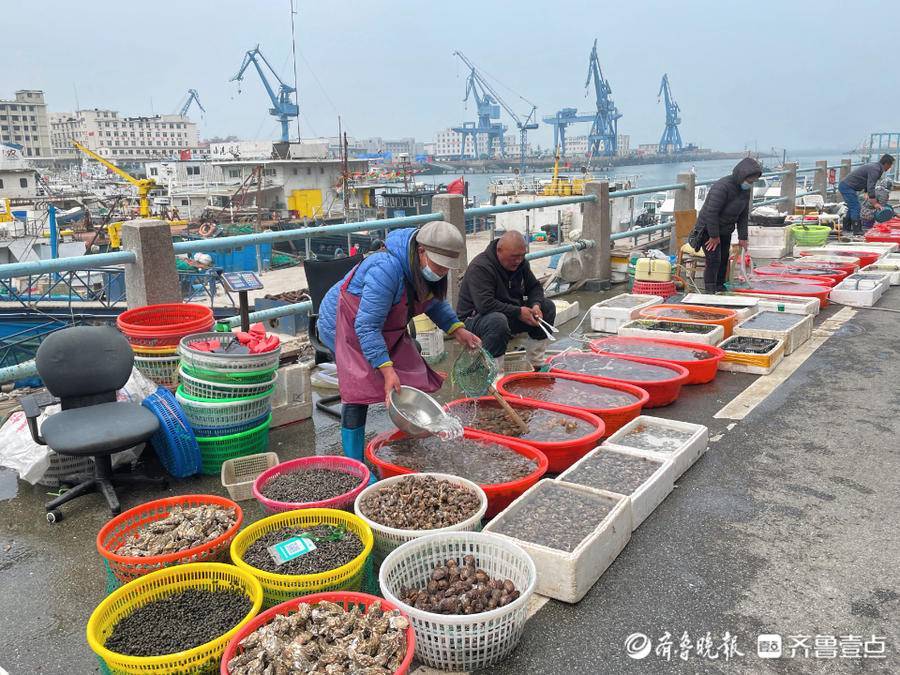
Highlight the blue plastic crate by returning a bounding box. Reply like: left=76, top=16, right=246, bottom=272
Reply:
left=142, top=387, right=202, bottom=478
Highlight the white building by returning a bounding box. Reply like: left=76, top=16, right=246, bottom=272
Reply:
left=0, top=90, right=51, bottom=159
left=563, top=134, right=630, bottom=158
left=433, top=128, right=523, bottom=160
left=209, top=140, right=275, bottom=161
left=0, top=144, right=38, bottom=199
left=50, top=109, right=200, bottom=161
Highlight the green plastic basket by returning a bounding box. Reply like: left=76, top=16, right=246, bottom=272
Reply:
left=790, top=224, right=831, bottom=246
left=176, top=385, right=274, bottom=429
left=180, top=363, right=277, bottom=385
left=180, top=367, right=278, bottom=400
left=196, top=414, right=272, bottom=475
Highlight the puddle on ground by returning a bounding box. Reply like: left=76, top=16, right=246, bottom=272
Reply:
left=0, top=467, right=18, bottom=501
left=550, top=353, right=680, bottom=381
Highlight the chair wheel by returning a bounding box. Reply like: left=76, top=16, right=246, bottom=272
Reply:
left=46, top=509, right=63, bottom=524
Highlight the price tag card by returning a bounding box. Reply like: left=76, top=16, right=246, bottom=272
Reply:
left=267, top=536, right=317, bottom=566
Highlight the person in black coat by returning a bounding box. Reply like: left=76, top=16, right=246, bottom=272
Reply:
left=456, top=231, right=556, bottom=370
left=689, top=157, right=763, bottom=293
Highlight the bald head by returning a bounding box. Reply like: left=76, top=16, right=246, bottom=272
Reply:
left=496, top=230, right=527, bottom=272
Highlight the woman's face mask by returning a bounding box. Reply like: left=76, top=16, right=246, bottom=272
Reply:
left=421, top=263, right=445, bottom=282
left=741, top=181, right=752, bottom=191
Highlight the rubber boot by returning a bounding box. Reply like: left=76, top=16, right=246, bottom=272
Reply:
left=524, top=337, right=548, bottom=371
left=851, top=219, right=863, bottom=239
left=341, top=426, right=376, bottom=484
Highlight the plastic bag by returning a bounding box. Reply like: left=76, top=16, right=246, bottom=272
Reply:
left=729, top=250, right=755, bottom=289
left=0, top=405, right=59, bottom=484
left=310, top=363, right=339, bottom=390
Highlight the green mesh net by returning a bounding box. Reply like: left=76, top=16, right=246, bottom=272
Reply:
left=450, top=347, right=499, bottom=398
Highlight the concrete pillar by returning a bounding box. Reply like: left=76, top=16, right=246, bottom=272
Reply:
left=432, top=193, right=467, bottom=309
left=670, top=172, right=696, bottom=255
left=840, top=158, right=852, bottom=183
left=121, top=219, right=181, bottom=309
left=581, top=181, right=611, bottom=290
left=779, top=162, right=798, bottom=215
left=813, top=160, right=828, bottom=200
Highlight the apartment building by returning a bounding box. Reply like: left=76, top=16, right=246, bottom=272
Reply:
left=0, top=90, right=51, bottom=158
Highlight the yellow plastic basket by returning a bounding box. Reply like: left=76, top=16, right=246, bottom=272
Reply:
left=131, top=344, right=178, bottom=357
left=86, top=562, right=263, bottom=674
left=230, top=508, right=374, bottom=608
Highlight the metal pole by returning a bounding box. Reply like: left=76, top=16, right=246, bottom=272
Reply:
left=48, top=205, right=58, bottom=261
left=255, top=165, right=263, bottom=272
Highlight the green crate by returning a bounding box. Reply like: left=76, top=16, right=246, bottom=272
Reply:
left=196, top=415, right=272, bottom=475
left=180, top=363, right=277, bottom=385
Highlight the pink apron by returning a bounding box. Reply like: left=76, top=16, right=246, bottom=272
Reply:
left=335, top=265, right=443, bottom=405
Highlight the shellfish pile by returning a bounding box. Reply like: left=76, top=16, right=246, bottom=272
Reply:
left=359, top=475, right=481, bottom=530
left=115, top=504, right=237, bottom=558
left=400, top=555, right=520, bottom=615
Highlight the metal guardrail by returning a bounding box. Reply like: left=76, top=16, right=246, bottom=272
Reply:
left=611, top=222, right=672, bottom=241
left=466, top=195, right=596, bottom=218
left=524, top=239, right=594, bottom=261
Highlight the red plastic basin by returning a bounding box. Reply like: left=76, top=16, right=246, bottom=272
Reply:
left=546, top=352, right=689, bottom=408
left=768, top=260, right=850, bottom=280
left=800, top=250, right=880, bottom=267
left=444, top=396, right=605, bottom=473
left=588, top=336, right=724, bottom=385
left=365, top=428, right=548, bottom=518
left=865, top=229, right=900, bottom=243
left=495, top=371, right=647, bottom=437
left=733, top=278, right=831, bottom=307
left=753, top=266, right=843, bottom=286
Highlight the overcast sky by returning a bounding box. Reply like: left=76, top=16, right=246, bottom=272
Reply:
left=7, top=0, right=895, bottom=152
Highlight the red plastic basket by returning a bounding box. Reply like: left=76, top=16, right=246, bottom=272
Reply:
left=637, top=304, right=739, bottom=338
left=220, top=591, right=415, bottom=675
left=117, top=303, right=215, bottom=335
left=632, top=280, right=677, bottom=298
left=444, top=396, right=605, bottom=473
left=546, top=352, right=690, bottom=408
left=865, top=228, right=900, bottom=243
left=495, top=371, right=646, bottom=437
left=253, top=456, right=370, bottom=513
left=589, top=336, right=724, bottom=385
left=96, top=494, right=243, bottom=584
left=366, top=429, right=548, bottom=518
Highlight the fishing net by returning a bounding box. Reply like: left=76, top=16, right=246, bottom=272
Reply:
left=450, top=347, right=499, bottom=398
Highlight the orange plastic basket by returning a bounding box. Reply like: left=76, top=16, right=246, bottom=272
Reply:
left=97, top=494, right=243, bottom=584
left=638, top=304, right=738, bottom=338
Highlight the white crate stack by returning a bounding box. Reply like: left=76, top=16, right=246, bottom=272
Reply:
left=589, top=294, right=663, bottom=333
left=747, top=225, right=791, bottom=261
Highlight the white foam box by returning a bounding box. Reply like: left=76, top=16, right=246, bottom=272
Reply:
left=618, top=319, right=725, bottom=346
left=824, top=242, right=898, bottom=256
left=733, top=311, right=813, bottom=355
left=829, top=275, right=889, bottom=307
left=553, top=299, right=580, bottom=325
left=862, top=263, right=900, bottom=285
left=748, top=244, right=787, bottom=260
left=736, top=293, right=820, bottom=316
left=717, top=336, right=786, bottom=375
left=604, top=415, right=709, bottom=480
left=748, top=225, right=792, bottom=249
left=483, top=479, right=632, bottom=603
left=882, top=253, right=900, bottom=265
left=590, top=293, right=663, bottom=333
left=271, top=361, right=313, bottom=427
left=557, top=446, right=675, bottom=530
left=681, top=293, right=759, bottom=322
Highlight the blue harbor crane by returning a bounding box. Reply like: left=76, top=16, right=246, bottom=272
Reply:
left=452, top=51, right=539, bottom=173
left=584, top=39, right=622, bottom=158
left=657, top=74, right=683, bottom=154
left=542, top=107, right=594, bottom=157
left=177, top=89, right=205, bottom=118
left=231, top=45, right=299, bottom=143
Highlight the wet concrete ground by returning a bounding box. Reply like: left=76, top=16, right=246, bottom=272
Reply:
left=1, top=289, right=897, bottom=673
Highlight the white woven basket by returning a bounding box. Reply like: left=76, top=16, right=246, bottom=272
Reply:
left=179, top=332, right=281, bottom=372
left=134, top=354, right=181, bottom=390
left=378, top=531, right=536, bottom=671
left=354, top=473, right=488, bottom=565
left=221, top=451, right=280, bottom=502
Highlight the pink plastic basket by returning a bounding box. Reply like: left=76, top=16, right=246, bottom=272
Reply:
left=252, top=456, right=370, bottom=513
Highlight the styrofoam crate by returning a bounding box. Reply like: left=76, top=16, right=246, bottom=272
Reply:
left=604, top=415, right=709, bottom=480
left=270, top=361, right=313, bottom=427
left=748, top=244, right=787, bottom=260
left=823, top=242, right=898, bottom=255
left=861, top=263, right=900, bottom=285
left=557, top=445, right=675, bottom=530
left=553, top=299, right=580, bottom=325
left=589, top=294, right=663, bottom=333
left=483, top=479, right=632, bottom=603
left=736, top=292, right=820, bottom=316
left=618, top=319, right=725, bottom=346
left=829, top=276, right=888, bottom=307
left=748, top=225, right=792, bottom=248
left=717, top=336, right=786, bottom=375
left=681, top=293, right=759, bottom=322
left=733, top=311, right=813, bottom=355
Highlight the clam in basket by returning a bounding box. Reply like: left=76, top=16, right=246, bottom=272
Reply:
left=354, top=473, right=488, bottom=566
left=230, top=508, right=374, bottom=608
left=253, top=456, right=370, bottom=514
left=97, top=495, right=244, bottom=585
left=378, top=531, right=536, bottom=671
left=86, top=562, right=262, bottom=675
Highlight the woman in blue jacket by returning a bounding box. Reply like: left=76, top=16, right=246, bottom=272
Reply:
left=317, top=221, right=481, bottom=462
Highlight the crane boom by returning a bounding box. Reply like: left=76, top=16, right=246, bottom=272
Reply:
left=178, top=89, right=206, bottom=117
left=231, top=45, right=299, bottom=143
left=72, top=141, right=156, bottom=218
left=584, top=39, right=621, bottom=158
left=657, top=73, right=683, bottom=154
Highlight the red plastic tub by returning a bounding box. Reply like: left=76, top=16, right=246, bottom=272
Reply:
left=444, top=396, right=604, bottom=473
left=865, top=227, right=900, bottom=243
left=495, top=371, right=646, bottom=438
left=800, top=249, right=880, bottom=267
left=588, top=336, right=724, bottom=385
left=637, top=304, right=739, bottom=338
left=220, top=591, right=416, bottom=675
left=252, top=456, right=370, bottom=513
left=753, top=266, right=843, bottom=286
left=732, top=278, right=831, bottom=308
left=768, top=260, right=850, bottom=280
left=546, top=351, right=690, bottom=408
left=366, top=428, right=548, bottom=518
left=776, top=257, right=858, bottom=275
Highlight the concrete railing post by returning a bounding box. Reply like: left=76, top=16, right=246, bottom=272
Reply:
left=432, top=193, right=467, bottom=309
left=814, top=159, right=828, bottom=200
left=840, top=158, right=852, bottom=183
left=780, top=162, right=798, bottom=215
left=670, top=172, right=696, bottom=255
left=582, top=181, right=611, bottom=290
left=121, top=219, right=181, bottom=309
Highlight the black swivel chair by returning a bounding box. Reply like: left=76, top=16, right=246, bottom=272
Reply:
left=22, top=326, right=166, bottom=523
left=305, top=253, right=364, bottom=418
